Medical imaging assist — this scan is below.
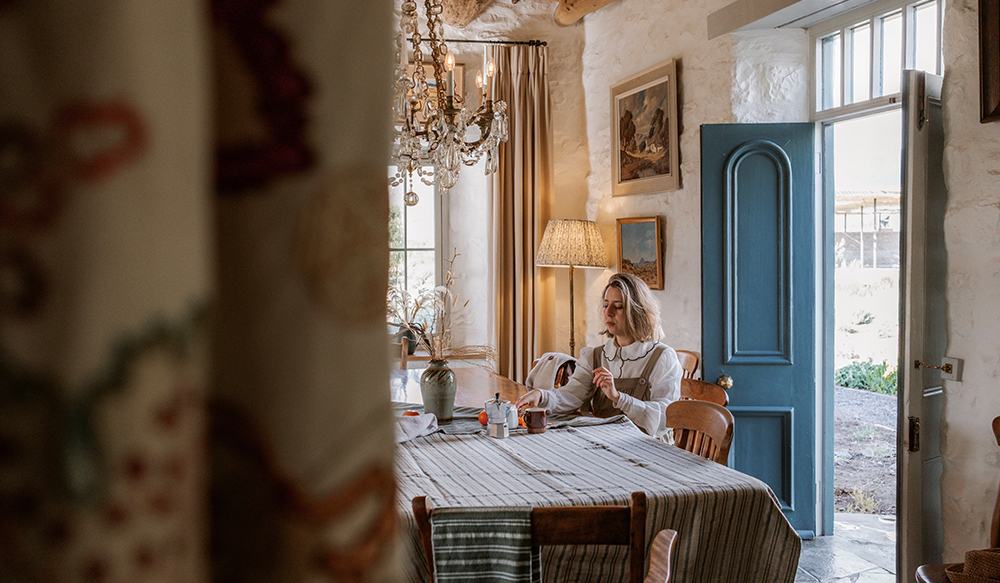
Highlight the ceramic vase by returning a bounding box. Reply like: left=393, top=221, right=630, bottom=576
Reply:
left=420, top=360, right=456, bottom=423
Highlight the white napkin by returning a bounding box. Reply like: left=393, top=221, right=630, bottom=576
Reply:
left=395, top=413, right=439, bottom=443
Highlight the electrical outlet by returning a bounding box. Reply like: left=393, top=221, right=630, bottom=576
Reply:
left=941, top=356, right=963, bottom=382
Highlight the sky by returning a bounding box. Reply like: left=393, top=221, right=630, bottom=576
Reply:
left=833, top=109, right=902, bottom=193
left=621, top=221, right=657, bottom=264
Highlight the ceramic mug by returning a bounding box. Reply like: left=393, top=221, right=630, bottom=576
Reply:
left=522, top=407, right=547, bottom=434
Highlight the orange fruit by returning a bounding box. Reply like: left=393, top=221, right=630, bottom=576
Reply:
left=402, top=411, right=420, bottom=417
left=478, top=410, right=489, bottom=425
left=518, top=415, right=525, bottom=427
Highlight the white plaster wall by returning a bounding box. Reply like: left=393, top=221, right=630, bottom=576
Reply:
left=939, top=0, right=1000, bottom=560
left=730, top=29, right=809, bottom=123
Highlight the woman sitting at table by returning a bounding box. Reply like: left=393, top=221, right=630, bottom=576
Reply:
left=515, top=273, right=682, bottom=440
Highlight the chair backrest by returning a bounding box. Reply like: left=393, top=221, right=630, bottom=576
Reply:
left=675, top=350, right=700, bottom=379
left=680, top=378, right=729, bottom=406
left=528, top=354, right=576, bottom=389
left=644, top=528, right=678, bottom=583
left=665, top=399, right=734, bottom=465
left=413, top=492, right=648, bottom=583
left=398, top=336, right=409, bottom=369
left=992, top=415, right=1000, bottom=547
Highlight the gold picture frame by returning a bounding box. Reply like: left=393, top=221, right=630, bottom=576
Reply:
left=981, top=0, right=1000, bottom=122
left=611, top=59, right=680, bottom=196
left=617, top=216, right=663, bottom=290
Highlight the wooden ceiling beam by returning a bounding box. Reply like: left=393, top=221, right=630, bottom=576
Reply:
left=440, top=0, right=622, bottom=29
left=549, top=0, right=620, bottom=26
left=442, top=0, right=496, bottom=28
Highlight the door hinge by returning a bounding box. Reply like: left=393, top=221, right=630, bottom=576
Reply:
left=908, top=416, right=920, bottom=452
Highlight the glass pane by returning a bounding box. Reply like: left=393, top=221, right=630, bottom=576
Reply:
left=406, top=184, right=436, bottom=248
left=822, top=33, right=842, bottom=110
left=851, top=23, right=871, bottom=103
left=389, top=171, right=405, bottom=249
left=880, top=11, right=903, bottom=95
left=407, top=250, right=436, bottom=295
left=833, top=109, right=902, bottom=194
left=913, top=1, right=940, bottom=74
left=390, top=251, right=405, bottom=291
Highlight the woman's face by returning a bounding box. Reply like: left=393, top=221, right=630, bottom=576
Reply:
left=603, top=286, right=630, bottom=343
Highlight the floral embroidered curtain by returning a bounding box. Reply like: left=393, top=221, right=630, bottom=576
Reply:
left=0, top=1, right=400, bottom=581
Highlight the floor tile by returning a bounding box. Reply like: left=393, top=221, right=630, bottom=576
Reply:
left=798, top=513, right=896, bottom=582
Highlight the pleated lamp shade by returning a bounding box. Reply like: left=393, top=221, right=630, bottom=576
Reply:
left=535, top=219, right=608, bottom=268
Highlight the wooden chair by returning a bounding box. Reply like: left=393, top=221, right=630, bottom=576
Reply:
left=664, top=399, right=734, bottom=465
left=644, top=528, right=679, bottom=583
left=915, top=415, right=1000, bottom=583
left=675, top=350, right=700, bottom=379
left=413, top=492, right=652, bottom=583
left=398, top=336, right=409, bottom=369
left=529, top=355, right=576, bottom=389
left=680, top=378, right=729, bottom=406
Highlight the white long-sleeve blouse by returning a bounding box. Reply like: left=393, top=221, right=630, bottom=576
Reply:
left=534, top=338, right=682, bottom=439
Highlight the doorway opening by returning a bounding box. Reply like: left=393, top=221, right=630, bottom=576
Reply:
left=828, top=108, right=902, bottom=566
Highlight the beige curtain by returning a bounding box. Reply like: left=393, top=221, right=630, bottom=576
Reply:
left=0, top=1, right=400, bottom=582
left=491, top=44, right=554, bottom=383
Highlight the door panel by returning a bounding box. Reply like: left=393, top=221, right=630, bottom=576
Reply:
left=702, top=123, right=816, bottom=536
left=898, top=69, right=946, bottom=580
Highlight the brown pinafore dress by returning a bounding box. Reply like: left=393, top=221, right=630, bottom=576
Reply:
left=583, top=343, right=666, bottom=419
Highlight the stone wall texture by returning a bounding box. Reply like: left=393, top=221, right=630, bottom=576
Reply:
left=940, top=0, right=1000, bottom=559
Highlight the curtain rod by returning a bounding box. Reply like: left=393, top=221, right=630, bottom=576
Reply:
left=408, top=37, right=547, bottom=46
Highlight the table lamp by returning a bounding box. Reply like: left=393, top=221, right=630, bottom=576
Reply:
left=535, top=219, right=608, bottom=357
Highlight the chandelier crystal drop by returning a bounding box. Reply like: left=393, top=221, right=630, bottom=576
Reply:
left=391, top=0, right=508, bottom=206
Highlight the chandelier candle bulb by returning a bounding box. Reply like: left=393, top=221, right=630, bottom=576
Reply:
left=476, top=69, right=484, bottom=107
left=445, top=51, right=455, bottom=99
left=487, top=59, right=496, bottom=101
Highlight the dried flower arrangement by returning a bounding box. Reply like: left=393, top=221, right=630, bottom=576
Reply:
left=387, top=252, right=496, bottom=368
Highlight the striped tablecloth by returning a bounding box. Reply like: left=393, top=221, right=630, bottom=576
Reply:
left=396, top=410, right=801, bottom=583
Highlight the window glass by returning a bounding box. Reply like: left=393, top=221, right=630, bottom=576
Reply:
left=851, top=23, right=872, bottom=103
left=389, top=176, right=405, bottom=249
left=913, top=1, right=939, bottom=74
left=407, top=251, right=436, bottom=292
left=388, top=165, right=437, bottom=300
left=822, top=33, right=843, bottom=110
left=406, top=182, right=436, bottom=248
left=879, top=11, right=903, bottom=95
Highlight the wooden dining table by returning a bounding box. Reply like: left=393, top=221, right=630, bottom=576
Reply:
left=393, top=365, right=801, bottom=583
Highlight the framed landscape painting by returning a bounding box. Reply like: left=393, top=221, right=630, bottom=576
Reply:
left=611, top=59, right=680, bottom=196
left=617, top=216, right=663, bottom=290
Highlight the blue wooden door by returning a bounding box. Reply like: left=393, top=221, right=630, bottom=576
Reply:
left=701, top=123, right=816, bottom=537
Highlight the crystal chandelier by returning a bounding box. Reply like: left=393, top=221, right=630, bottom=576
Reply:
left=391, top=0, right=508, bottom=206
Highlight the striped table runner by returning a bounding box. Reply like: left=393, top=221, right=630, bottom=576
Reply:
left=396, top=417, right=801, bottom=583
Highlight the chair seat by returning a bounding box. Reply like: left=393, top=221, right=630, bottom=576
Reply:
left=915, top=562, right=953, bottom=582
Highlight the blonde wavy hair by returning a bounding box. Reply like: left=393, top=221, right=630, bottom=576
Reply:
left=598, top=273, right=663, bottom=343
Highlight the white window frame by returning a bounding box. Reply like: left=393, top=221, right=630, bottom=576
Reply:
left=810, top=0, right=943, bottom=122
left=389, top=169, right=450, bottom=293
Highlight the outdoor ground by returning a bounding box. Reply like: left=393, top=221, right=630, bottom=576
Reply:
left=835, top=386, right=897, bottom=515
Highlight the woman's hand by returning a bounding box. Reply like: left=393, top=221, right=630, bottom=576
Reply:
left=515, top=389, right=542, bottom=411
left=593, top=367, right=620, bottom=405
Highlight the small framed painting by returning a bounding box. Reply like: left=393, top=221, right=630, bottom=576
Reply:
left=611, top=59, right=680, bottom=196
left=617, top=216, right=663, bottom=290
